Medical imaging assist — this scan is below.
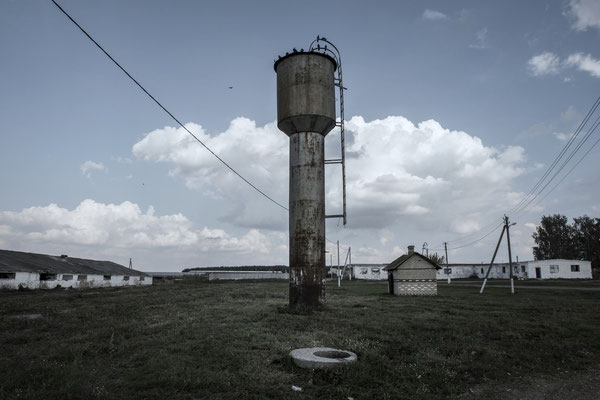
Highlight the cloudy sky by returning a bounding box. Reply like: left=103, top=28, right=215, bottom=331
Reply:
left=1, top=0, right=599, bottom=271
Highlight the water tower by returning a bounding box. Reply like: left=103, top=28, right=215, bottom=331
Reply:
left=274, top=37, right=346, bottom=310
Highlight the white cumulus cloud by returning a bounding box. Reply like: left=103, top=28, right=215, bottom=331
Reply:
left=469, top=28, right=489, bottom=50
left=528, top=52, right=600, bottom=79
left=528, top=52, right=561, bottom=76
left=131, top=116, right=526, bottom=257
left=80, top=160, right=106, bottom=178
left=0, top=199, right=278, bottom=256
left=569, top=0, right=600, bottom=31
left=423, top=9, right=448, bottom=21
left=132, top=118, right=288, bottom=230
left=341, top=116, right=525, bottom=232
left=565, top=53, right=600, bottom=78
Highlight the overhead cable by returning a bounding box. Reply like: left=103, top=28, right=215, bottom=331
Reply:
left=509, top=97, right=600, bottom=215
left=512, top=100, right=600, bottom=216
left=517, top=116, right=600, bottom=216
left=51, top=0, right=288, bottom=211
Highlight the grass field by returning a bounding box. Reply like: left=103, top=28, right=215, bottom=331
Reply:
left=1, top=279, right=599, bottom=399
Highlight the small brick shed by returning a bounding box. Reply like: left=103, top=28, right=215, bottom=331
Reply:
left=384, top=245, right=441, bottom=296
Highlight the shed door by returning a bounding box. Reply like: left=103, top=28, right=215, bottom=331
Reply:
left=535, top=267, right=541, bottom=279
left=388, top=272, right=394, bottom=295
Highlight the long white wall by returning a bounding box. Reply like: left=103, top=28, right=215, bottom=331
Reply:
left=0, top=272, right=152, bottom=290
left=526, top=259, right=592, bottom=279
left=351, top=265, right=387, bottom=280
left=435, top=260, right=592, bottom=280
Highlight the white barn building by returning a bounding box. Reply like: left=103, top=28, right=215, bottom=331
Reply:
left=437, top=259, right=592, bottom=280
left=350, top=264, right=388, bottom=280
left=0, top=249, right=152, bottom=290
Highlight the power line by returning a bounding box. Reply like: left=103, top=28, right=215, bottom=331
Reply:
left=509, top=97, right=600, bottom=215
left=438, top=97, right=600, bottom=252
left=51, top=0, right=288, bottom=211
left=446, top=222, right=503, bottom=250
left=326, top=237, right=348, bottom=251
left=512, top=101, right=600, bottom=217
left=517, top=116, right=600, bottom=215
left=430, top=221, right=503, bottom=252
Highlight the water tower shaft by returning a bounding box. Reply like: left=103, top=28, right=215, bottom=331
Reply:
left=274, top=50, right=337, bottom=309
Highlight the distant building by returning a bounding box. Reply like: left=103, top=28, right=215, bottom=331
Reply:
left=0, top=249, right=151, bottom=290
left=437, top=259, right=592, bottom=280
left=349, top=264, right=387, bottom=280
left=207, top=271, right=289, bottom=281
left=384, top=246, right=441, bottom=296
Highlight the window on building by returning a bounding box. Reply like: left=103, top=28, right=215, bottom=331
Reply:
left=40, top=273, right=57, bottom=281
left=481, top=268, right=484, bottom=274
left=62, top=274, right=73, bottom=281
left=140, top=276, right=145, bottom=281
left=549, top=265, right=559, bottom=273
left=521, top=265, right=526, bottom=273
left=77, top=275, right=87, bottom=281
left=444, top=268, right=452, bottom=275
left=571, top=265, right=580, bottom=272
left=123, top=276, right=130, bottom=281
left=0, top=273, right=16, bottom=279
left=514, top=266, right=518, bottom=273
left=502, top=267, right=506, bottom=273
left=360, top=269, right=368, bottom=275
left=103, top=275, right=111, bottom=280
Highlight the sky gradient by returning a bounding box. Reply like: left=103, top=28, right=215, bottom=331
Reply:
left=1, top=0, right=599, bottom=271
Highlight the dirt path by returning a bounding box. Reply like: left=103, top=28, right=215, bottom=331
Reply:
left=451, top=283, right=600, bottom=291
left=457, top=369, right=600, bottom=399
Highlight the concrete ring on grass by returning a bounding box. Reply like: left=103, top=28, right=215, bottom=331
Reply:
left=290, top=347, right=357, bottom=369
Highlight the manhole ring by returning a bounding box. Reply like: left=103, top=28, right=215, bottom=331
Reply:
left=290, top=347, right=357, bottom=369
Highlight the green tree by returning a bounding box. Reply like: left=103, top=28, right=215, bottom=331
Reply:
left=573, top=215, right=600, bottom=269
left=532, top=214, right=578, bottom=260
left=428, top=252, right=445, bottom=265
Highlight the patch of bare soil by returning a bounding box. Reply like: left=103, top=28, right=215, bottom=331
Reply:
left=458, top=368, right=600, bottom=400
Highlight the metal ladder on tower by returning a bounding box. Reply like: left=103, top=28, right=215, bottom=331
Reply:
left=310, top=36, right=347, bottom=226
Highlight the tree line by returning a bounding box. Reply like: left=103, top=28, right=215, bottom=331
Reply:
left=182, top=265, right=289, bottom=273
left=532, top=214, right=600, bottom=269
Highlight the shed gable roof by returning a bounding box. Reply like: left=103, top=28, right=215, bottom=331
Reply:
left=0, top=249, right=148, bottom=276
left=384, top=252, right=441, bottom=271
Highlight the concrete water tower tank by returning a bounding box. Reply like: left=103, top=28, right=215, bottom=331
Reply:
left=274, top=50, right=337, bottom=310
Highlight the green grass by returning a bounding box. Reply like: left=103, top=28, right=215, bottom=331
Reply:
left=1, top=279, right=599, bottom=399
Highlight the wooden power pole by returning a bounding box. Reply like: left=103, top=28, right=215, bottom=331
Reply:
left=444, top=242, right=450, bottom=284
left=480, top=215, right=516, bottom=294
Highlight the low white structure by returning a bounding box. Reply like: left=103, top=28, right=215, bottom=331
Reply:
left=524, top=259, right=592, bottom=279
left=0, top=249, right=152, bottom=290
left=208, top=271, right=289, bottom=281
left=350, top=264, right=387, bottom=280
left=436, top=259, right=592, bottom=280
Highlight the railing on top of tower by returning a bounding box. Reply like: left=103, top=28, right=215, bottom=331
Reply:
left=309, top=35, right=347, bottom=226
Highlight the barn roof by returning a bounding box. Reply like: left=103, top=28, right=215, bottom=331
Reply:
left=384, top=252, right=441, bottom=271
left=0, top=249, right=148, bottom=276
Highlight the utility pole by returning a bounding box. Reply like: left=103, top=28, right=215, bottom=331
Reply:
left=129, top=258, right=132, bottom=269
left=505, top=215, right=515, bottom=294
left=480, top=225, right=506, bottom=293
left=348, top=246, right=352, bottom=280
left=480, top=215, right=516, bottom=294
left=444, top=242, right=450, bottom=284
left=337, top=240, right=341, bottom=287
